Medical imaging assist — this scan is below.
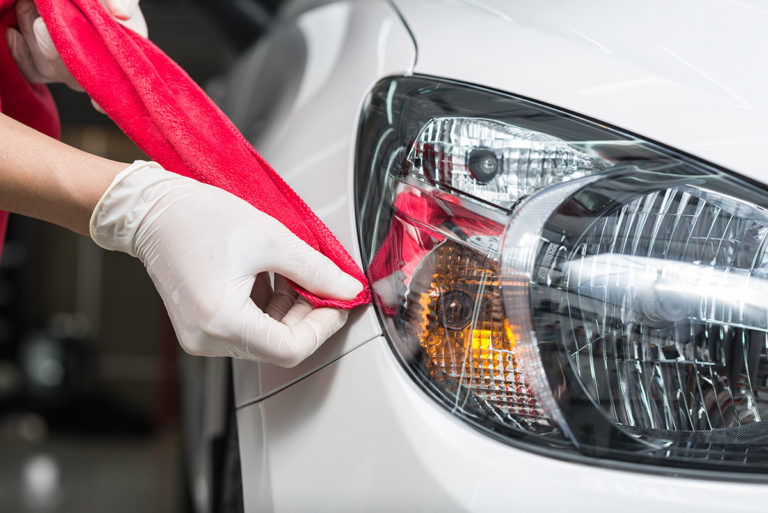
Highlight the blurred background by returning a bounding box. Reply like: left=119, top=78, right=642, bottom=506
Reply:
left=0, top=0, right=282, bottom=511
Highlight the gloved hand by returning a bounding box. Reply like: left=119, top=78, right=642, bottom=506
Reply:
left=91, top=161, right=363, bottom=367
left=6, top=0, right=148, bottom=110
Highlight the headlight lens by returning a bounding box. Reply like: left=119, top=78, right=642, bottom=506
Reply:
left=406, top=116, right=606, bottom=209
left=356, top=76, right=768, bottom=473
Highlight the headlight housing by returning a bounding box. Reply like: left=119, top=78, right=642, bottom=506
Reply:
left=355, top=76, right=768, bottom=474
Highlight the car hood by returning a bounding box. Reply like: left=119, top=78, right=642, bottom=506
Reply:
left=391, top=0, right=768, bottom=183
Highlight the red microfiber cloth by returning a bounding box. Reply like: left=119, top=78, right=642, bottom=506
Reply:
left=2, top=0, right=369, bottom=308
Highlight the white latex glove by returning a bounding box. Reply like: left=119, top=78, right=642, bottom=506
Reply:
left=90, top=161, right=363, bottom=367
left=6, top=0, right=148, bottom=111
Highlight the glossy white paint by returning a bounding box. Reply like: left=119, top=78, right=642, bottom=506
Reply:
left=239, top=337, right=768, bottom=512
left=230, top=0, right=415, bottom=408
left=393, top=0, right=768, bottom=182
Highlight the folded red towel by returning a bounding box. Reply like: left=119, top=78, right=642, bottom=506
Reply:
left=1, top=0, right=369, bottom=309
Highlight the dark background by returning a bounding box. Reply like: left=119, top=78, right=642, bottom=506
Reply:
left=0, top=1, right=280, bottom=511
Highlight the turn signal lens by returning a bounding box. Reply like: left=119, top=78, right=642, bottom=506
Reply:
left=407, top=238, right=550, bottom=429
left=356, top=77, right=768, bottom=474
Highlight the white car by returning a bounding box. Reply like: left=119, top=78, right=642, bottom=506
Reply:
left=183, top=0, right=768, bottom=511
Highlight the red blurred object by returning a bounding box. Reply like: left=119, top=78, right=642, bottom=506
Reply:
left=0, top=0, right=61, bottom=262
left=368, top=187, right=504, bottom=313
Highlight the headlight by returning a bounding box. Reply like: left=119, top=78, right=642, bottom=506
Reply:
left=355, top=76, right=768, bottom=474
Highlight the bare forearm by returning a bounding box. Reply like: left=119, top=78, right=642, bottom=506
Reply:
left=0, top=113, right=126, bottom=234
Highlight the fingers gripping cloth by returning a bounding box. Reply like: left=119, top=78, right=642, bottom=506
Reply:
left=29, top=0, right=369, bottom=309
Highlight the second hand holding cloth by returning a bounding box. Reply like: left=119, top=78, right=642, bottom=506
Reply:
left=24, top=0, right=370, bottom=366
left=92, top=161, right=363, bottom=366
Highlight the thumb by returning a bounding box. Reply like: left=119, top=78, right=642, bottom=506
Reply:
left=103, top=0, right=149, bottom=38
left=103, top=0, right=138, bottom=20
left=31, top=17, right=56, bottom=60
left=267, top=228, right=363, bottom=302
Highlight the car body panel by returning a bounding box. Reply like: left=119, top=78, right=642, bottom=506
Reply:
left=216, top=0, right=768, bottom=511
left=222, top=0, right=415, bottom=408
left=393, top=0, right=768, bottom=182
left=238, top=337, right=768, bottom=512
